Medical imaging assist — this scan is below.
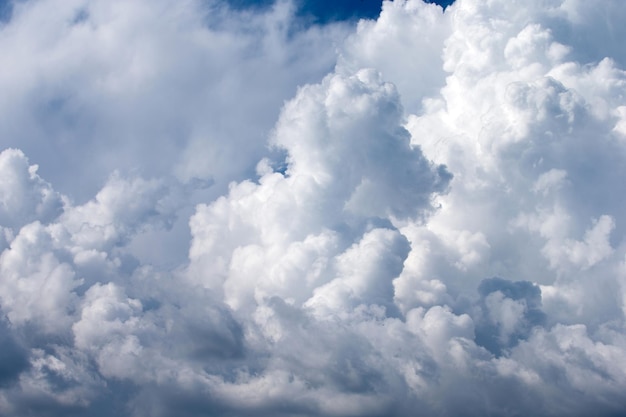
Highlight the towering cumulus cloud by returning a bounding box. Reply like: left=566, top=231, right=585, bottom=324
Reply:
left=1, top=0, right=626, bottom=416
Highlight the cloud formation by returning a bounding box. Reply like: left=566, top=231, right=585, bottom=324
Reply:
left=1, top=0, right=626, bottom=416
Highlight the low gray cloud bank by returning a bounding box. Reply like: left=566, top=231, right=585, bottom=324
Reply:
left=1, top=0, right=626, bottom=416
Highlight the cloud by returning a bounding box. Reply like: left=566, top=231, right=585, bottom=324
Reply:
left=475, top=277, right=546, bottom=355
left=187, top=67, right=449, bottom=316
left=0, top=0, right=350, bottom=201
left=0, top=149, right=64, bottom=233
left=1, top=0, right=626, bottom=416
left=0, top=318, right=29, bottom=388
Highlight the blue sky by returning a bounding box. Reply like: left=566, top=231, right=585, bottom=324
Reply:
left=4, top=0, right=453, bottom=24
left=227, top=0, right=455, bottom=22
left=1, top=1, right=626, bottom=416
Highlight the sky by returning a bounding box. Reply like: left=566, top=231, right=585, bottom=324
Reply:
left=1, top=0, right=626, bottom=416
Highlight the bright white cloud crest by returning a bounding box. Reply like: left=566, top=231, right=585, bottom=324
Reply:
left=1, top=0, right=626, bottom=415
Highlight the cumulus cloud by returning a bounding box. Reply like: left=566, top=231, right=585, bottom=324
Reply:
left=0, top=149, right=64, bottom=232
left=1, top=0, right=626, bottom=416
left=0, top=0, right=349, bottom=200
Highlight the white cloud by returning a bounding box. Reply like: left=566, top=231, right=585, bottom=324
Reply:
left=1, top=0, right=626, bottom=416
left=0, top=149, right=64, bottom=232
left=0, top=0, right=349, bottom=200
left=0, top=221, right=80, bottom=333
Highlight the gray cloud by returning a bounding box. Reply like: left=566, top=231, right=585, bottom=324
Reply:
left=474, top=277, right=546, bottom=355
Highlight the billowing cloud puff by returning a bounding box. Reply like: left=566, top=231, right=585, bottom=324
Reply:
left=187, top=68, right=449, bottom=314
left=0, top=149, right=64, bottom=233
left=1, top=0, right=626, bottom=416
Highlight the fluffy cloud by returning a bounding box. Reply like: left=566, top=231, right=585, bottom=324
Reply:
left=1, top=0, right=626, bottom=416
left=0, top=0, right=349, bottom=201
left=0, top=149, right=64, bottom=232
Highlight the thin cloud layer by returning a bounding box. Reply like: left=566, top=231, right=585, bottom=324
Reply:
left=1, top=0, right=626, bottom=416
